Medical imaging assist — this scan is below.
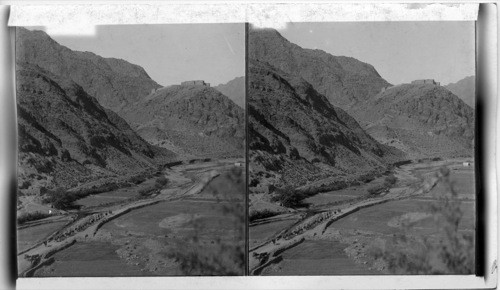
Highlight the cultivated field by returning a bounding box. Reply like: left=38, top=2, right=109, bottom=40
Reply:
left=18, top=160, right=245, bottom=277
left=250, top=159, right=475, bottom=275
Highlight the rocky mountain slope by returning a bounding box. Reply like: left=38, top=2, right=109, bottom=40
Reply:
left=249, top=28, right=390, bottom=111
left=362, top=83, right=474, bottom=158
left=16, top=63, right=176, bottom=194
left=16, top=27, right=161, bottom=112
left=249, top=28, right=475, bottom=160
left=214, top=77, right=245, bottom=108
left=121, top=85, right=245, bottom=158
left=445, top=76, right=475, bottom=108
left=248, top=59, right=404, bottom=192
left=17, top=28, right=244, bottom=159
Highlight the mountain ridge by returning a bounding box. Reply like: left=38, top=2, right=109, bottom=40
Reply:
left=248, top=58, right=404, bottom=191
left=16, top=62, right=176, bottom=194
left=16, top=27, right=161, bottom=112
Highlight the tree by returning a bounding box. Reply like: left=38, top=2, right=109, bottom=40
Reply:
left=271, top=186, right=307, bottom=208
left=155, top=176, right=169, bottom=188
left=44, top=187, right=77, bottom=210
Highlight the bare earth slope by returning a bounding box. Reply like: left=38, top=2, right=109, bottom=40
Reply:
left=214, top=76, right=245, bottom=108
left=121, top=85, right=245, bottom=158
left=249, top=28, right=390, bottom=110
left=445, top=76, right=475, bottom=108
left=362, top=84, right=474, bottom=158
left=248, top=59, right=404, bottom=190
left=16, top=28, right=161, bottom=112
left=16, top=63, right=176, bottom=194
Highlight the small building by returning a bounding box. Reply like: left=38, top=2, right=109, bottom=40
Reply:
left=181, top=80, right=210, bottom=87
left=463, top=162, right=471, bottom=167
left=411, top=79, right=440, bottom=86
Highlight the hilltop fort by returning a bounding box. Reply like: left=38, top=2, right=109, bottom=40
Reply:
left=411, top=79, right=440, bottom=86
left=181, top=80, right=211, bottom=87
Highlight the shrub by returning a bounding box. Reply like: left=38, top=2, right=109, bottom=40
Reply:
left=384, top=174, right=397, bottom=187
left=249, top=178, right=259, bottom=187
left=43, top=187, right=78, bottom=210
left=17, top=211, right=51, bottom=225
left=155, top=176, right=169, bottom=188
left=271, top=186, right=307, bottom=208
left=249, top=209, right=279, bottom=222
left=60, top=149, right=71, bottom=161
left=367, top=185, right=382, bottom=195
left=138, top=187, right=156, bottom=197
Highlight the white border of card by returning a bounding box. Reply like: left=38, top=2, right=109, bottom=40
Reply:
left=1, top=2, right=497, bottom=290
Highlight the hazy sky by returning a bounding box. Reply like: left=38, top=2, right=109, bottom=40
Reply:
left=42, top=24, right=245, bottom=87
left=278, top=22, right=475, bottom=85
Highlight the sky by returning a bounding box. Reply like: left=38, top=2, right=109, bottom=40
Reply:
left=277, top=22, right=475, bottom=86
left=37, top=24, right=245, bottom=87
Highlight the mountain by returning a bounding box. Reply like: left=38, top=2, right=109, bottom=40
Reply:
left=248, top=59, right=403, bottom=191
left=249, top=28, right=475, bottom=159
left=16, top=63, right=176, bottom=194
left=362, top=83, right=474, bottom=158
left=445, top=76, right=475, bottom=108
left=120, top=85, right=245, bottom=158
left=214, top=77, right=245, bottom=108
left=249, top=28, right=390, bottom=111
left=16, top=27, right=161, bottom=112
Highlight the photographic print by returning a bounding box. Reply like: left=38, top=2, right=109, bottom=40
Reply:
left=16, top=23, right=246, bottom=277
left=248, top=22, right=476, bottom=275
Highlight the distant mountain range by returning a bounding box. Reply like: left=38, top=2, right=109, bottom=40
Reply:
left=445, top=76, right=475, bottom=108
left=214, top=77, right=245, bottom=108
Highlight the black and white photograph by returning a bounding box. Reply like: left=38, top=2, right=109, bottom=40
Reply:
left=15, top=23, right=246, bottom=277
left=248, top=22, right=476, bottom=275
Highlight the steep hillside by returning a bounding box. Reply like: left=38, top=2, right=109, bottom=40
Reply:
left=445, top=76, right=475, bottom=108
left=16, top=63, right=176, bottom=194
left=121, top=85, right=245, bottom=158
left=16, top=27, right=160, bottom=112
left=248, top=59, right=403, bottom=192
left=362, top=83, right=474, bottom=158
left=214, top=77, right=245, bottom=108
left=249, top=28, right=475, bottom=160
left=249, top=28, right=390, bottom=110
